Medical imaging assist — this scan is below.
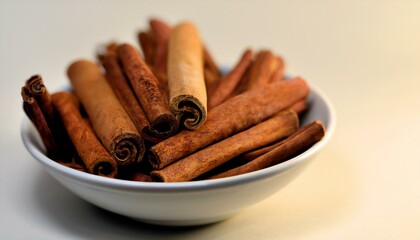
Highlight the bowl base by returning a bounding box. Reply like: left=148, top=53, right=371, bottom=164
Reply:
left=134, top=214, right=235, bottom=226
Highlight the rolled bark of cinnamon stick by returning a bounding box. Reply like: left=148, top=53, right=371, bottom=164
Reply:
left=208, top=136, right=288, bottom=175
left=151, top=110, right=299, bottom=182
left=290, top=100, right=309, bottom=115
left=101, top=52, right=165, bottom=143
left=67, top=59, right=145, bottom=166
left=101, top=52, right=149, bottom=130
left=52, top=92, right=118, bottom=178
left=139, top=18, right=221, bottom=98
left=150, top=77, right=309, bottom=169
left=167, top=22, right=207, bottom=130
left=117, top=43, right=178, bottom=137
left=243, top=50, right=282, bottom=90
left=25, top=75, right=55, bottom=127
left=208, top=49, right=253, bottom=109
left=268, top=56, right=286, bottom=83
left=149, top=18, right=171, bottom=94
left=137, top=31, right=155, bottom=66
left=21, top=86, right=58, bottom=156
left=208, top=120, right=326, bottom=179
left=203, top=46, right=222, bottom=94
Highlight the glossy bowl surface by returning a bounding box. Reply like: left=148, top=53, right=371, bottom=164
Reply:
left=21, top=85, right=335, bottom=226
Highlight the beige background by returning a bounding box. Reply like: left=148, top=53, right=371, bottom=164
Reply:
left=1, top=0, right=420, bottom=239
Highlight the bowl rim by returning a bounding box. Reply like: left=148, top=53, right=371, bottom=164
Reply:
left=21, top=84, right=336, bottom=192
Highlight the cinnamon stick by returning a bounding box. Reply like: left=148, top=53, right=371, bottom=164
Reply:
left=100, top=51, right=166, bottom=143
left=25, top=75, right=55, bottom=127
left=21, top=86, right=58, bottom=156
left=150, top=77, right=309, bottom=169
left=137, top=31, right=155, bottom=66
left=117, top=43, right=178, bottom=137
left=149, top=18, right=171, bottom=94
left=208, top=49, right=253, bottom=109
left=167, top=22, right=208, bottom=130
left=268, top=56, right=286, bottom=83
left=209, top=120, right=326, bottom=179
left=57, top=154, right=86, bottom=172
left=151, top=110, right=299, bottom=182
left=290, top=100, right=309, bottom=115
left=243, top=50, right=282, bottom=90
left=208, top=136, right=288, bottom=175
left=67, top=59, right=145, bottom=166
left=52, top=92, right=118, bottom=177
left=203, top=46, right=222, bottom=93
left=131, top=172, right=153, bottom=182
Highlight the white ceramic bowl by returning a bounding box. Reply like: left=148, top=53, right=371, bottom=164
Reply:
left=21, top=85, right=335, bottom=226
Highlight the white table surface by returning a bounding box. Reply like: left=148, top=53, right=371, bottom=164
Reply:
left=1, top=1, right=420, bottom=239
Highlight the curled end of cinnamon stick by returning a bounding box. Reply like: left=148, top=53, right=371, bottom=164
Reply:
left=92, top=158, right=118, bottom=178
left=26, top=74, right=45, bottom=94
left=147, top=113, right=179, bottom=138
left=148, top=150, right=162, bottom=170
left=21, top=86, right=35, bottom=104
left=171, top=95, right=207, bottom=130
left=110, top=133, right=146, bottom=166
left=149, top=170, right=167, bottom=182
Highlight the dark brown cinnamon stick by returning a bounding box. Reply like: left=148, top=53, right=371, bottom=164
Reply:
left=100, top=51, right=165, bottom=143
left=52, top=92, right=118, bottom=178
left=149, top=18, right=171, bottom=94
left=208, top=49, right=253, bottom=109
left=243, top=50, right=282, bottom=90
left=21, top=86, right=58, bottom=156
left=137, top=31, right=155, bottom=66
left=131, top=172, right=153, bottom=182
left=209, top=136, right=287, bottom=175
left=25, top=75, right=55, bottom=127
left=151, top=110, right=299, bottom=182
left=203, top=46, right=222, bottom=93
left=57, top=154, right=86, bottom=172
left=209, top=120, right=326, bottom=179
left=150, top=77, right=309, bottom=169
left=138, top=18, right=221, bottom=98
left=117, top=43, right=178, bottom=137
left=67, top=59, right=145, bottom=166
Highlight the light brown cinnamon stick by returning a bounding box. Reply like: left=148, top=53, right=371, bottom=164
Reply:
left=151, top=110, right=299, bottom=182
left=67, top=59, right=145, bottom=166
left=52, top=92, right=118, bottom=178
left=209, top=120, right=326, bottom=179
left=117, top=43, right=178, bottom=137
left=268, top=56, right=286, bottom=83
left=208, top=49, right=253, bottom=109
left=167, top=22, right=208, bottom=130
left=150, top=77, right=309, bottom=169
left=290, top=100, right=309, bottom=115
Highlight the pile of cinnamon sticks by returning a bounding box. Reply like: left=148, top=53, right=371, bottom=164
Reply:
left=21, top=19, right=325, bottom=182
